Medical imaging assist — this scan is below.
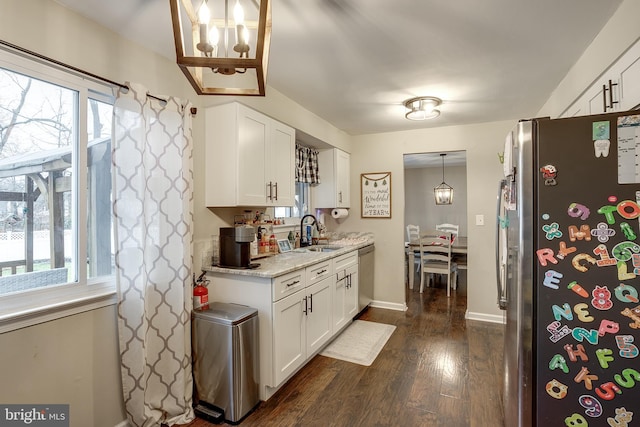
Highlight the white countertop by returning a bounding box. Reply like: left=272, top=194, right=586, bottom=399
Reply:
left=203, top=232, right=374, bottom=279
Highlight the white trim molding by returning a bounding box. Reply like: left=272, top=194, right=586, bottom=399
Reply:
left=369, top=300, right=407, bottom=312
left=465, top=310, right=505, bottom=324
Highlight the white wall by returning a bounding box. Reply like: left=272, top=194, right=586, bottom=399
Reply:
left=404, top=165, right=468, bottom=237
left=326, top=122, right=513, bottom=321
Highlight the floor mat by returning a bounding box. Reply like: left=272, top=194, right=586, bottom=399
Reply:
left=320, top=320, right=396, bottom=366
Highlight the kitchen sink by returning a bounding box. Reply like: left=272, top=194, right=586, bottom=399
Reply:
left=302, top=245, right=341, bottom=252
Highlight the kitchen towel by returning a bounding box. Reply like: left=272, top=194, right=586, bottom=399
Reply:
left=331, top=208, right=349, bottom=219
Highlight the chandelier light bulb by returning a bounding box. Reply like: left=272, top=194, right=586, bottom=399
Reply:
left=243, top=26, right=249, bottom=44
left=198, top=0, right=210, bottom=24
left=234, top=0, right=245, bottom=24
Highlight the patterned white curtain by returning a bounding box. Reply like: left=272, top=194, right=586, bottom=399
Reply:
left=113, top=83, right=195, bottom=427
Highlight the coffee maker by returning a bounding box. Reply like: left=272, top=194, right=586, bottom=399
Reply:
left=219, top=226, right=257, bottom=269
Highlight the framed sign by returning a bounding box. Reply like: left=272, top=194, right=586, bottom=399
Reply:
left=361, top=172, right=392, bottom=218
left=277, top=239, right=292, bottom=253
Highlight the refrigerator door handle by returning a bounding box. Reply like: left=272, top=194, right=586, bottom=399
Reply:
left=496, top=179, right=508, bottom=310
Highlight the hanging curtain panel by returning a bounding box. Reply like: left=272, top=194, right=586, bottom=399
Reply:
left=113, top=83, right=194, bottom=427
left=295, top=144, right=320, bottom=184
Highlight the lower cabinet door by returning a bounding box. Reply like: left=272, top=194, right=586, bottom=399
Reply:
left=273, top=291, right=306, bottom=385
left=332, top=275, right=347, bottom=333
left=306, top=276, right=333, bottom=355
left=345, top=265, right=359, bottom=319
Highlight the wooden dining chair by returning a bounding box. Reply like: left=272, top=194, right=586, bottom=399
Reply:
left=419, top=230, right=458, bottom=296
left=406, top=224, right=420, bottom=243
left=435, top=223, right=459, bottom=240
left=435, top=223, right=466, bottom=269
left=406, top=224, right=421, bottom=276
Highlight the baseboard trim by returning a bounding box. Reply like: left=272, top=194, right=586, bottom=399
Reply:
left=465, top=310, right=505, bottom=324
left=369, top=300, right=407, bottom=312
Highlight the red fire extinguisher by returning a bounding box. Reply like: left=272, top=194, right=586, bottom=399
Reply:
left=193, top=272, right=209, bottom=311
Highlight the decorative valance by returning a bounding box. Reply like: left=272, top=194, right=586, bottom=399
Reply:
left=295, top=144, right=320, bottom=184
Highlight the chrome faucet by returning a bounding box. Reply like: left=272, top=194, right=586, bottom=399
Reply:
left=300, top=214, right=319, bottom=247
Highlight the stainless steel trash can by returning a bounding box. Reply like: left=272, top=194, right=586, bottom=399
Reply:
left=192, top=302, right=260, bottom=423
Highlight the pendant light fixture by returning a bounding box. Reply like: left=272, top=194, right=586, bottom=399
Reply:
left=434, top=153, right=454, bottom=205
left=170, top=0, right=271, bottom=96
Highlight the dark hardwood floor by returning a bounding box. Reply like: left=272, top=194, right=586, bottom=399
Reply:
left=183, top=277, right=505, bottom=427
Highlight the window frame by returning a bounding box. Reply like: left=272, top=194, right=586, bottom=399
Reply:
left=275, top=181, right=312, bottom=220
left=0, top=48, right=117, bottom=333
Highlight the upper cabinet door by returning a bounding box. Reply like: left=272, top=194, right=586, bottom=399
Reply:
left=560, top=39, right=640, bottom=118
left=619, top=41, right=640, bottom=111
left=315, top=148, right=351, bottom=208
left=335, top=149, right=350, bottom=208
left=205, top=102, right=296, bottom=207
left=238, top=106, right=269, bottom=206
left=267, top=121, right=295, bottom=207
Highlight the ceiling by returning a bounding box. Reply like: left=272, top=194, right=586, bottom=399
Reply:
left=404, top=152, right=466, bottom=169
left=54, top=0, right=622, bottom=136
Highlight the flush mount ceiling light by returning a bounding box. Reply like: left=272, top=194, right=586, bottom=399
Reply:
left=404, top=96, right=442, bottom=121
left=434, top=153, right=454, bottom=205
left=170, top=0, right=271, bottom=96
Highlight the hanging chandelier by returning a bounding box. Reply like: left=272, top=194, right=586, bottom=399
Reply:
left=170, top=0, right=271, bottom=96
left=434, top=153, right=454, bottom=205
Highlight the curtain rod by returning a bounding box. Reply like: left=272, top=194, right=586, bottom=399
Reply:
left=0, top=39, right=197, bottom=115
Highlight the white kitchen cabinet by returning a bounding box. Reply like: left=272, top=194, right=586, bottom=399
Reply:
left=205, top=102, right=295, bottom=207
left=618, top=40, right=640, bottom=111
left=206, top=248, right=362, bottom=401
left=305, top=276, right=333, bottom=355
left=344, top=263, right=359, bottom=320
left=273, top=261, right=332, bottom=386
left=560, top=39, right=640, bottom=118
left=315, top=148, right=350, bottom=208
left=272, top=288, right=306, bottom=385
left=332, top=251, right=359, bottom=333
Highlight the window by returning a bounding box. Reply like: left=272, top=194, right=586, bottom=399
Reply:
left=274, top=181, right=310, bottom=218
left=0, top=49, right=116, bottom=331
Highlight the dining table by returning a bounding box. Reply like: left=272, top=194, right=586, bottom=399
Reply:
left=405, top=236, right=468, bottom=290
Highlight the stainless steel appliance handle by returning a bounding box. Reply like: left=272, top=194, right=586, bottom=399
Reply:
left=602, top=84, right=608, bottom=111
left=496, top=179, right=508, bottom=310
left=274, top=182, right=278, bottom=200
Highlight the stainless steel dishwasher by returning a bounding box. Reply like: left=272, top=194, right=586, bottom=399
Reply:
left=357, top=244, right=374, bottom=314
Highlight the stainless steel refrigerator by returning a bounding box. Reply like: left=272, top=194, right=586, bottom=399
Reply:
left=497, top=111, right=640, bottom=426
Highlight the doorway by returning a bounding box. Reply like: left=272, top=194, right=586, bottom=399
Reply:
left=403, top=150, right=468, bottom=294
